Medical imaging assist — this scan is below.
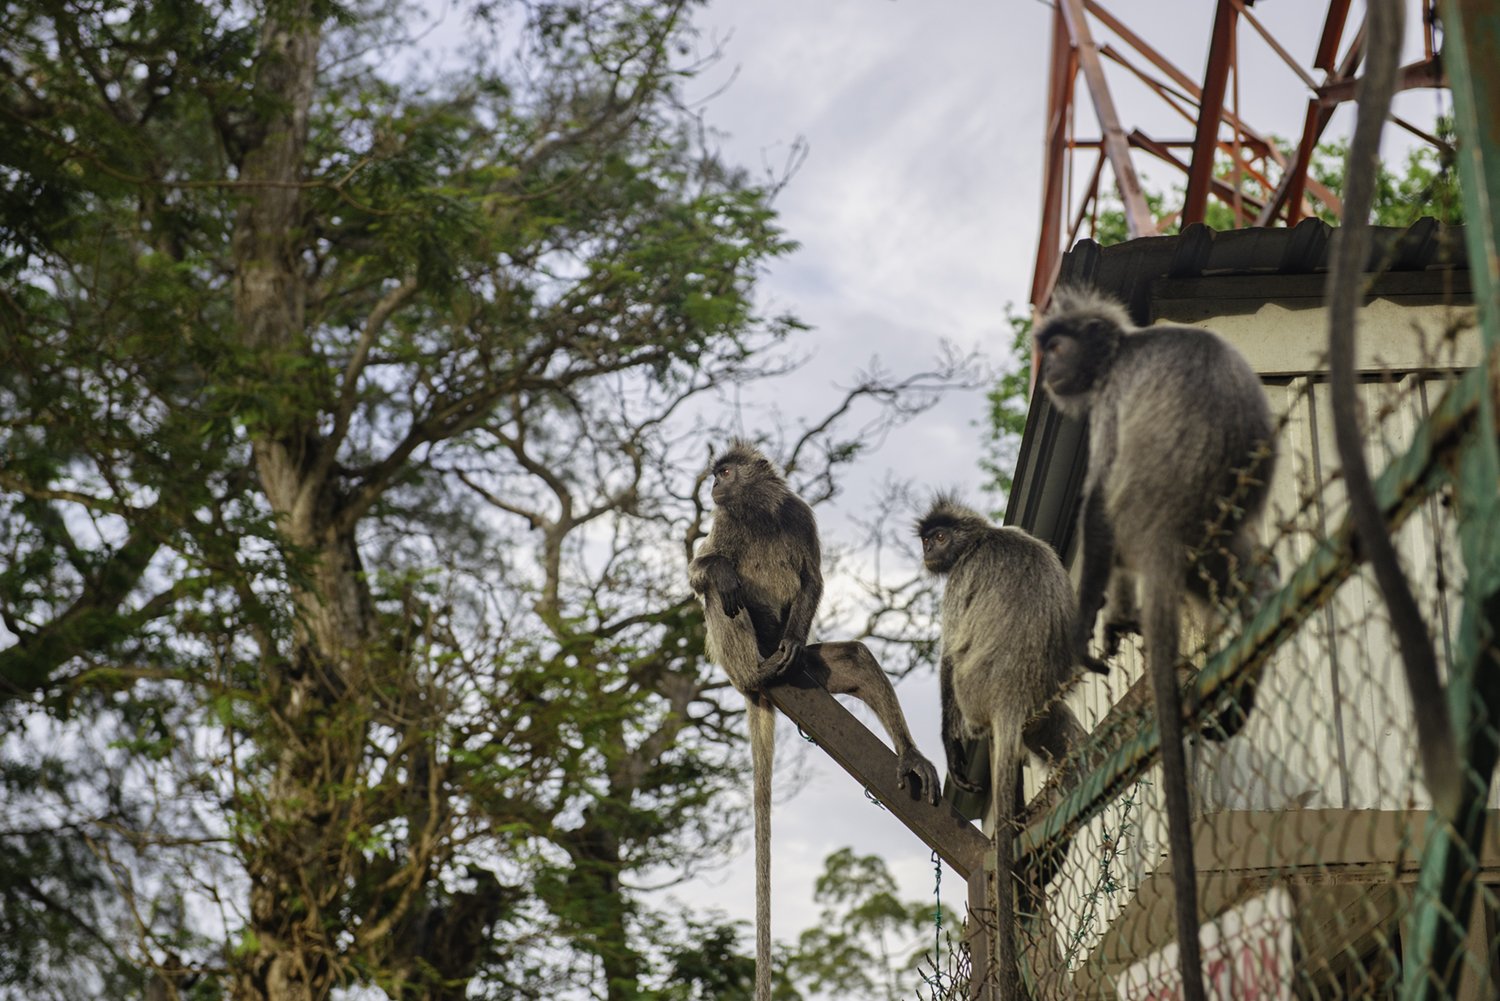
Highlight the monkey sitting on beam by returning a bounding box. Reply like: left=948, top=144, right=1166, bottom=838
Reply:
left=689, top=438, right=941, bottom=1001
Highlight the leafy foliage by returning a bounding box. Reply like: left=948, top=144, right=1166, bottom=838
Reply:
left=0, top=2, right=965, bottom=999
left=977, top=307, right=1035, bottom=512
left=786, top=848, right=958, bottom=1001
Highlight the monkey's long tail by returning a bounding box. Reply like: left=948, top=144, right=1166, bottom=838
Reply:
left=1145, top=587, right=1207, bottom=1001
left=749, top=696, right=776, bottom=1001
left=989, top=732, right=1024, bottom=1001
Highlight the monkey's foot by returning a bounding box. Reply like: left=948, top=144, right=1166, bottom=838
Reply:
left=947, top=770, right=984, bottom=795
left=1102, top=617, right=1141, bottom=656
left=898, top=749, right=942, bottom=806
left=1081, top=653, right=1111, bottom=676
left=753, top=640, right=803, bottom=686
left=1202, top=674, right=1261, bottom=742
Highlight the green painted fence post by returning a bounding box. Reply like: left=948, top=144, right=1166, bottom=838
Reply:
left=1401, top=3, right=1500, bottom=999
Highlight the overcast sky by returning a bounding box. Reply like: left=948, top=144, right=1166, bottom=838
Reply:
left=654, top=0, right=1454, bottom=972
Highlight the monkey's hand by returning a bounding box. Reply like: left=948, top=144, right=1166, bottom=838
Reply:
left=689, top=556, right=745, bottom=618
left=755, top=638, right=803, bottom=684
left=897, top=748, right=942, bottom=806
left=717, top=587, right=745, bottom=619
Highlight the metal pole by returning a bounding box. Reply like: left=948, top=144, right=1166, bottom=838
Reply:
left=1400, top=3, right=1500, bottom=998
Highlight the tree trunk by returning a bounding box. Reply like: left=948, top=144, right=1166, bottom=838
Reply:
left=226, top=5, right=361, bottom=1000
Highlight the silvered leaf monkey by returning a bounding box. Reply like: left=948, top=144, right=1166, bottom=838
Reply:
left=689, top=439, right=940, bottom=1001
left=1034, top=287, right=1277, bottom=1001
left=917, top=496, right=1092, bottom=1001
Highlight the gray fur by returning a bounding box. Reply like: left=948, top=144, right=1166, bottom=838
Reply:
left=1033, top=287, right=1279, bottom=1001
left=1033, top=287, right=1277, bottom=720
left=917, top=496, right=1087, bottom=1001
left=691, top=440, right=940, bottom=1001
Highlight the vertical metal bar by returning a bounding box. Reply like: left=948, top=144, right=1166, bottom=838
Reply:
left=1183, top=0, right=1238, bottom=225
left=1400, top=3, right=1500, bottom=999
left=967, top=864, right=994, bottom=1000
left=1030, top=1, right=1077, bottom=313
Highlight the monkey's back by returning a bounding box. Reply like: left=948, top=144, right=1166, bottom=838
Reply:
left=942, top=527, right=1076, bottom=730
left=1096, top=326, right=1275, bottom=550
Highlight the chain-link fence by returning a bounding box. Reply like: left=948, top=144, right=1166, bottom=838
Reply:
left=985, top=306, right=1498, bottom=999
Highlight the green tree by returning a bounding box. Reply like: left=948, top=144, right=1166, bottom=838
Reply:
left=977, top=307, right=1036, bottom=509
left=786, top=848, right=958, bottom=1001
left=0, top=3, right=960, bottom=999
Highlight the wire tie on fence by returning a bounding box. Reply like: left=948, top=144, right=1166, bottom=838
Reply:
left=918, top=847, right=946, bottom=995
left=863, top=786, right=886, bottom=811
left=932, top=847, right=943, bottom=943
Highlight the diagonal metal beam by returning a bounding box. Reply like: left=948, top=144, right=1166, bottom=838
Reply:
left=1093, top=40, right=1340, bottom=218
left=1314, top=0, right=1355, bottom=71
left=1256, top=14, right=1366, bottom=225
left=1130, top=130, right=1262, bottom=223
left=765, top=664, right=989, bottom=879
left=1087, top=0, right=1268, bottom=158
left=1058, top=0, right=1153, bottom=240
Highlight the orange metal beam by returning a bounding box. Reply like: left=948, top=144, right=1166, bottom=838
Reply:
left=1086, top=0, right=1269, bottom=163
left=1031, top=1, right=1079, bottom=310
left=1066, top=152, right=1108, bottom=248
left=1256, top=12, right=1366, bottom=226
left=1099, top=43, right=1271, bottom=159
left=1131, top=130, right=1263, bottom=225
left=1183, top=0, right=1239, bottom=226
left=1313, top=0, right=1354, bottom=72
left=1058, top=0, right=1153, bottom=239
left=1317, top=56, right=1448, bottom=105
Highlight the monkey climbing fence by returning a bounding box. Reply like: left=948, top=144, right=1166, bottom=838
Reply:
left=1001, top=345, right=1500, bottom=1000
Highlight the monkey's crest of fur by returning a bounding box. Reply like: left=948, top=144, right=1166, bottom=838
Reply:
left=915, top=493, right=987, bottom=539
left=712, top=437, right=774, bottom=471
left=1040, top=285, right=1134, bottom=334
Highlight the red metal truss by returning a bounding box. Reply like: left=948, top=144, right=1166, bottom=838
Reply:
left=1030, top=0, right=1450, bottom=314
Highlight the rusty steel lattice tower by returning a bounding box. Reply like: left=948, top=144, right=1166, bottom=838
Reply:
left=1029, top=0, right=1449, bottom=313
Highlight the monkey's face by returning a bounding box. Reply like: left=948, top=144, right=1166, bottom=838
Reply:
left=1035, top=319, right=1114, bottom=401
left=711, top=458, right=766, bottom=506
left=920, top=525, right=963, bottom=575
left=710, top=460, right=739, bottom=505
left=1036, top=331, right=1090, bottom=398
